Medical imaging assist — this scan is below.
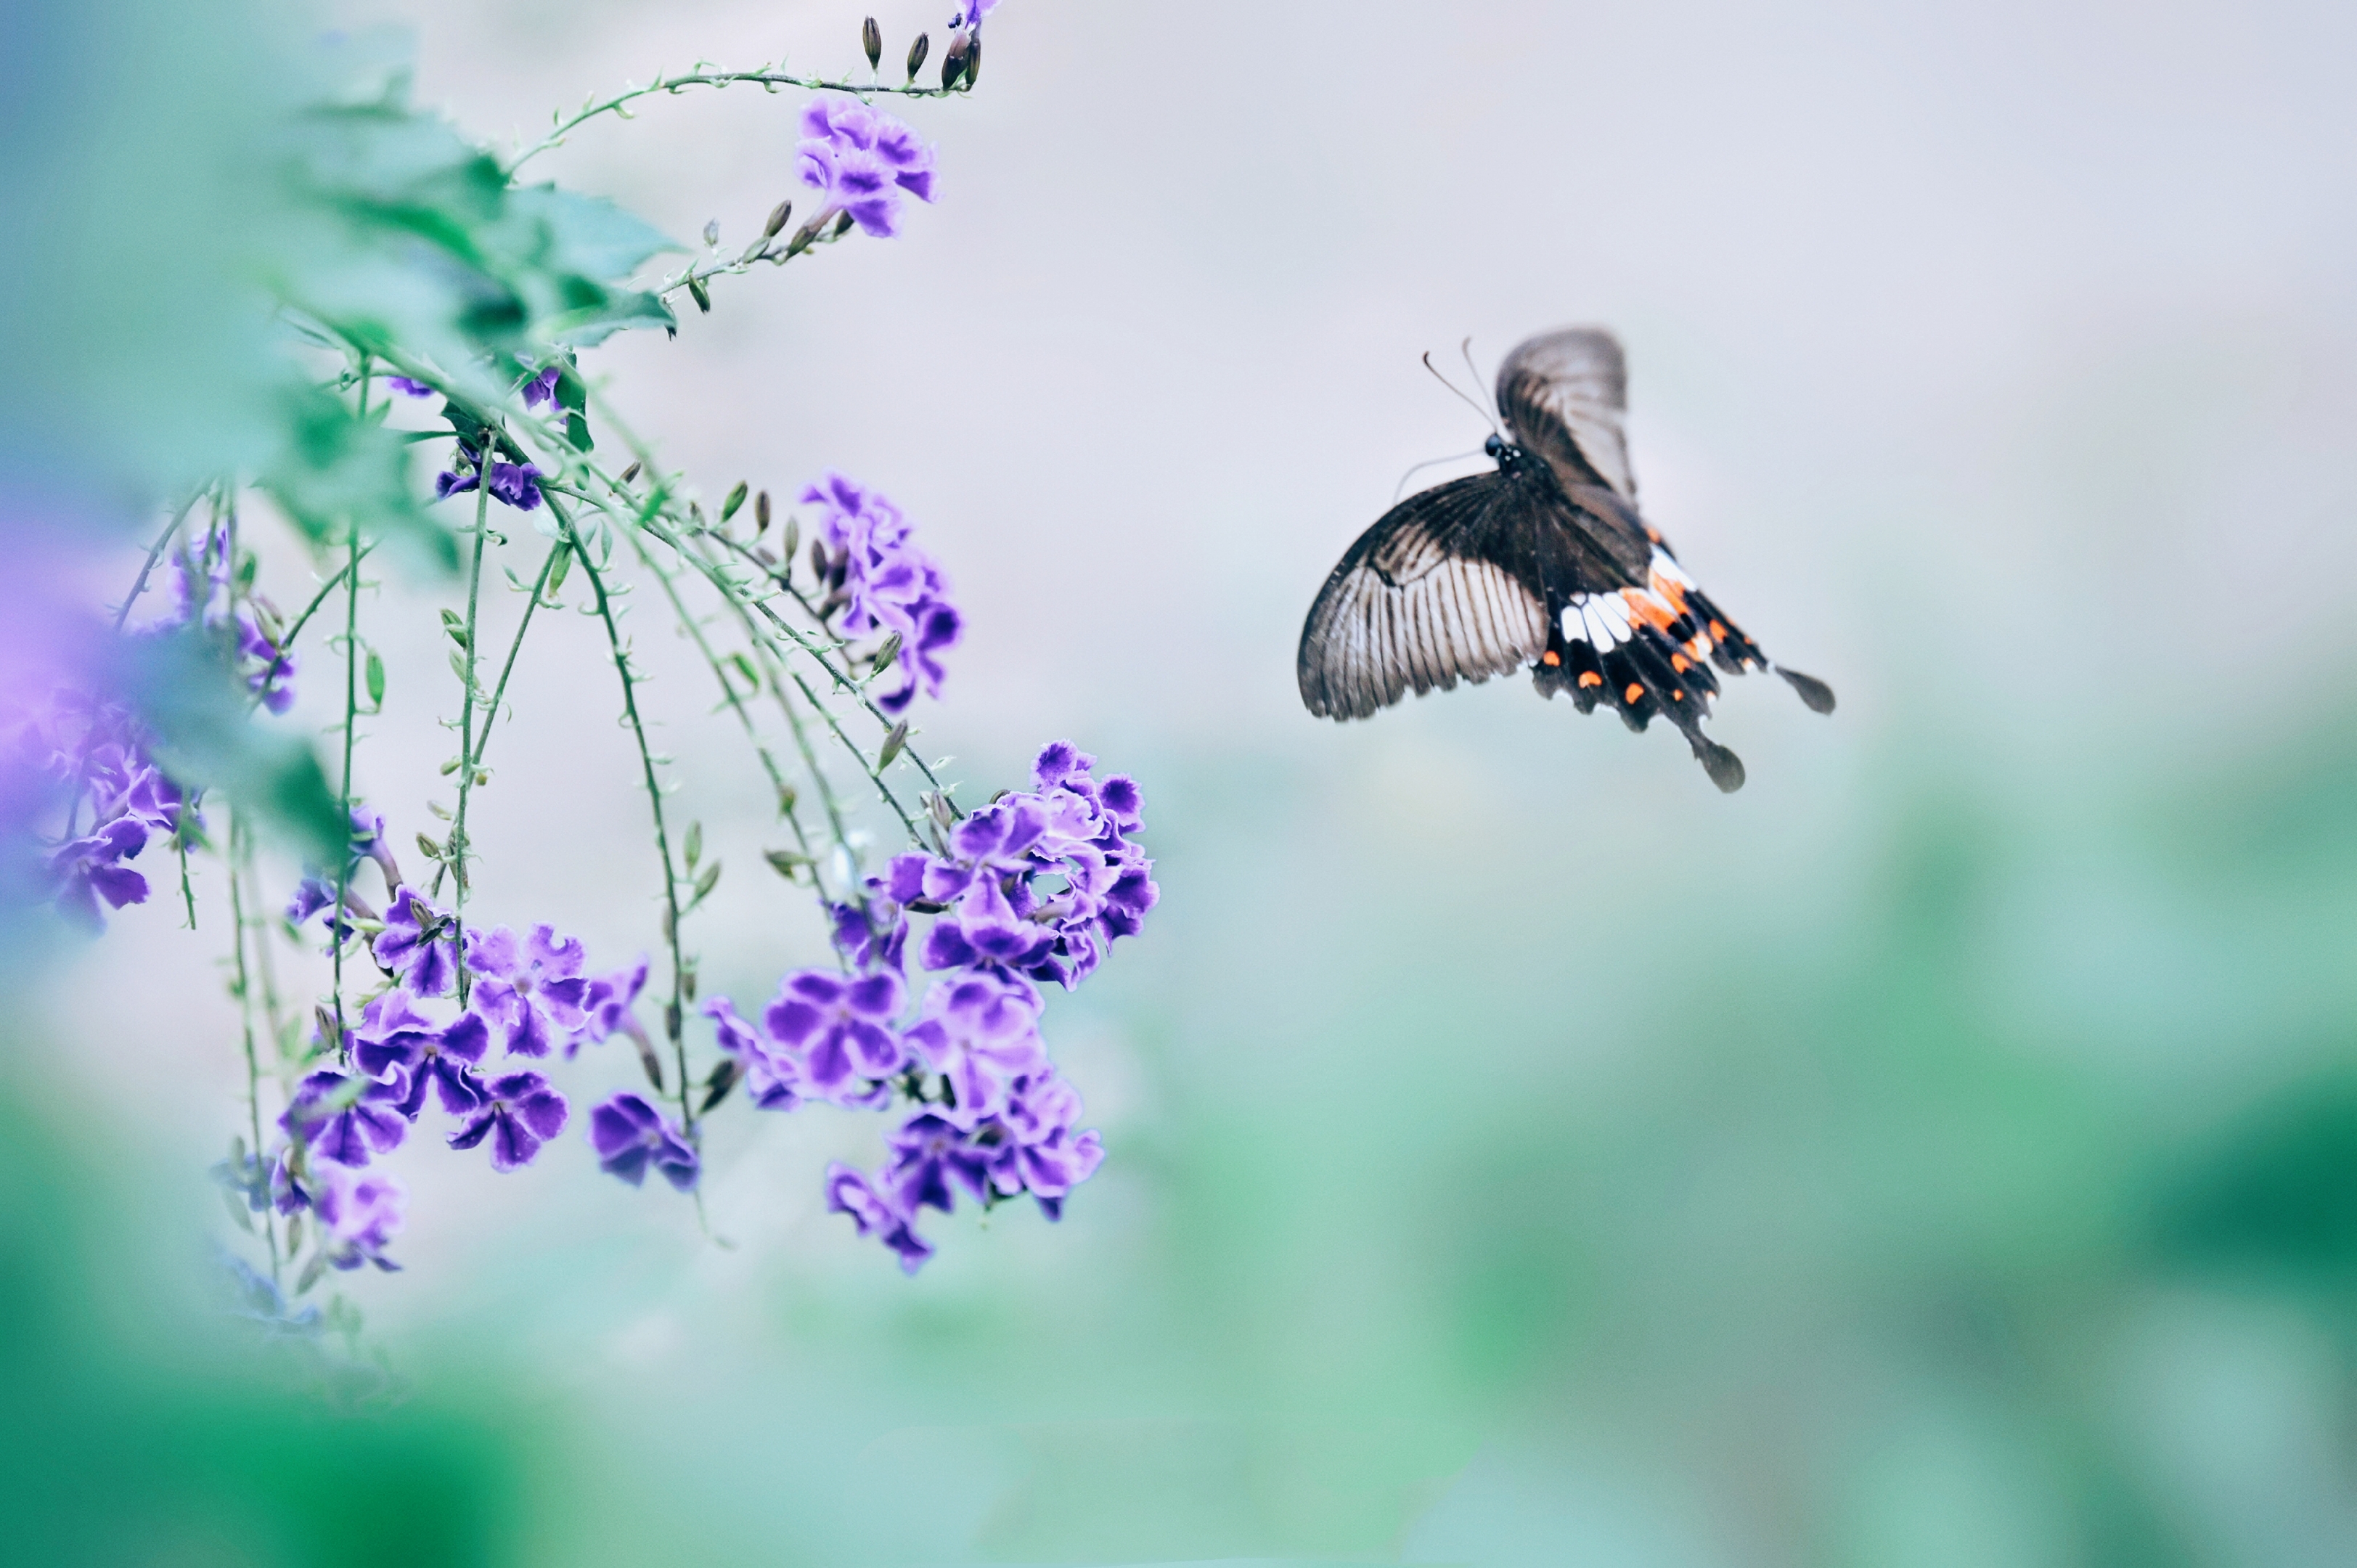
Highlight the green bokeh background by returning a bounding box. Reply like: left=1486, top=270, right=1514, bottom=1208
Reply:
left=6, top=0, right=2356, bottom=1562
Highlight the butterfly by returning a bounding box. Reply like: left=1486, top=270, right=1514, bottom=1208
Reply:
left=1296, top=327, right=1834, bottom=792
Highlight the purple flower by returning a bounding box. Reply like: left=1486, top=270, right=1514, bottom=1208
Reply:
left=799, top=473, right=960, bottom=712
left=575, top=955, right=650, bottom=1057
left=902, top=968, right=1047, bottom=1116
left=882, top=1066, right=1103, bottom=1223
left=314, top=1167, right=406, bottom=1271
left=994, top=1066, right=1105, bottom=1218
left=237, top=612, right=297, bottom=714
left=895, top=742, right=1158, bottom=987
left=588, top=1092, right=700, bottom=1191
left=703, top=997, right=804, bottom=1110
left=519, top=365, right=560, bottom=411
left=955, top=0, right=1000, bottom=28
left=372, top=886, right=455, bottom=997
left=353, top=990, right=486, bottom=1119
left=271, top=1148, right=314, bottom=1215
left=764, top=968, right=907, bottom=1098
left=384, top=376, right=436, bottom=399
left=46, top=816, right=149, bottom=928
left=795, top=96, right=936, bottom=238
left=279, top=1069, right=409, bottom=1168
left=823, top=1161, right=934, bottom=1274
left=465, top=923, right=592, bottom=1058
left=448, top=1070, right=568, bottom=1171
left=436, top=447, right=544, bottom=513
left=830, top=893, right=908, bottom=973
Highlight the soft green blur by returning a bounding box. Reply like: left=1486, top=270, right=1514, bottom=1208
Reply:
left=9, top=0, right=2357, bottom=1563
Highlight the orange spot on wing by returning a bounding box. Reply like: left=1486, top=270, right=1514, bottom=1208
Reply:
left=1671, top=653, right=1690, bottom=672
left=1709, top=619, right=1728, bottom=639
left=1624, top=682, right=1645, bottom=703
left=1672, top=689, right=1685, bottom=701
left=1622, top=589, right=1678, bottom=632
left=1541, top=650, right=1561, bottom=666
left=1577, top=671, right=1603, bottom=689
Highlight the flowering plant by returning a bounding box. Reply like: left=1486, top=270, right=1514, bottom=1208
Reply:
left=15, top=2, right=1152, bottom=1316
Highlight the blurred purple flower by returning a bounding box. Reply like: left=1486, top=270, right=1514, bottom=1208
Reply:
left=902, top=968, right=1046, bottom=1116
left=703, top=996, right=804, bottom=1110
left=372, top=886, right=454, bottom=997
left=575, top=954, right=650, bottom=1057
left=237, top=613, right=297, bottom=714
left=823, top=1161, right=934, bottom=1274
left=764, top=968, right=906, bottom=1098
left=800, top=472, right=960, bottom=714
left=588, top=1092, right=700, bottom=1191
left=314, top=1167, right=405, bottom=1271
left=45, top=817, right=149, bottom=928
left=384, top=376, right=436, bottom=398
left=465, top=922, right=592, bottom=1058
left=279, top=1069, right=408, bottom=1168
left=520, top=365, right=560, bottom=410
left=436, top=448, right=544, bottom=513
left=448, top=1069, right=568, bottom=1171
left=795, top=96, right=936, bottom=238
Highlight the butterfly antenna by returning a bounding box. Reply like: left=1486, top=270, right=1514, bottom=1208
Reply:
left=1458, top=335, right=1488, bottom=403
left=1392, top=448, right=1485, bottom=504
left=1422, top=351, right=1501, bottom=436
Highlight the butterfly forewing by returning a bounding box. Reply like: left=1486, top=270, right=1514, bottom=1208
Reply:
left=1495, top=327, right=1638, bottom=505
left=1296, top=471, right=1552, bottom=721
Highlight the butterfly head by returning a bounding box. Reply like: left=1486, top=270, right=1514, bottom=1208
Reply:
left=1484, top=432, right=1527, bottom=471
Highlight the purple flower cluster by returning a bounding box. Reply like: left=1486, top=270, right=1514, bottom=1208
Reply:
left=164, top=513, right=299, bottom=713
left=436, top=443, right=544, bottom=513
left=7, top=685, right=190, bottom=931
left=801, top=472, right=961, bottom=715
left=890, top=741, right=1155, bottom=988
left=259, top=877, right=685, bottom=1275
left=701, top=742, right=1149, bottom=1272
left=796, top=96, right=936, bottom=238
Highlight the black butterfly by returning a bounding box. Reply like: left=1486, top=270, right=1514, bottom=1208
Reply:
left=1296, top=327, right=1834, bottom=792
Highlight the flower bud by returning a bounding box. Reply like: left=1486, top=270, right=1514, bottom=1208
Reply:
left=764, top=199, right=792, bottom=238
left=637, top=1035, right=665, bottom=1091
left=941, top=30, right=970, bottom=89
left=618, top=460, right=642, bottom=485
left=754, top=490, right=772, bottom=532
left=687, top=272, right=711, bottom=314
left=703, top=218, right=720, bottom=247
left=764, top=847, right=812, bottom=879
left=722, top=481, right=748, bottom=522
left=809, top=539, right=829, bottom=583
left=664, top=998, right=683, bottom=1043
left=700, top=1058, right=741, bottom=1114
left=878, top=720, right=910, bottom=769
left=780, top=515, right=800, bottom=565
left=777, top=782, right=798, bottom=816
left=832, top=211, right=854, bottom=238
left=871, top=631, right=902, bottom=673
left=862, top=15, right=883, bottom=70
left=965, top=33, right=981, bottom=86
left=906, top=32, right=930, bottom=79
left=416, top=832, right=445, bottom=862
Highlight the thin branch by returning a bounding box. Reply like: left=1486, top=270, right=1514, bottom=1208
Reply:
left=508, top=65, right=971, bottom=176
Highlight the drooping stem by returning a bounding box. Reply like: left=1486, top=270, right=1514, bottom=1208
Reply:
left=469, top=540, right=565, bottom=772
left=330, top=367, right=370, bottom=1062
left=445, top=444, right=497, bottom=1000
left=250, top=545, right=374, bottom=714
left=629, top=531, right=814, bottom=862
left=226, top=809, right=282, bottom=1285
left=508, top=64, right=965, bottom=176
left=555, top=500, right=694, bottom=1135
left=112, top=492, right=200, bottom=632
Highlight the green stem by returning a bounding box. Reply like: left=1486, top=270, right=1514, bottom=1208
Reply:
left=629, top=532, right=814, bottom=861
left=248, top=546, right=373, bottom=715
left=445, top=443, right=497, bottom=999
left=469, top=540, right=566, bottom=772
left=555, top=500, right=693, bottom=1135
left=112, top=493, right=200, bottom=632
left=227, top=810, right=282, bottom=1285
left=509, top=65, right=968, bottom=176
left=330, top=364, right=369, bottom=1061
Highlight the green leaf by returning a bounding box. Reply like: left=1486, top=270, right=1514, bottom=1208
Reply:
left=364, top=648, right=385, bottom=706
left=254, top=381, right=454, bottom=572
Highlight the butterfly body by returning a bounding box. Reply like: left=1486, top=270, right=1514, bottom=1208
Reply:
left=1296, top=327, right=1832, bottom=792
